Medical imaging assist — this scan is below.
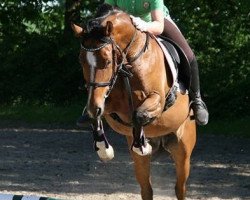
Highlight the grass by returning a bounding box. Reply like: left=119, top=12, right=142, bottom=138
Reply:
left=0, top=103, right=249, bottom=137
left=0, top=103, right=84, bottom=127
left=198, top=115, right=250, bottom=137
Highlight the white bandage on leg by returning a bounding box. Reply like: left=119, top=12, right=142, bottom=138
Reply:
left=96, top=141, right=114, bottom=162
left=132, top=141, right=152, bottom=156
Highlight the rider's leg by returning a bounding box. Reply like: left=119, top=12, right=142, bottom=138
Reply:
left=162, top=16, right=209, bottom=125
left=189, top=57, right=209, bottom=125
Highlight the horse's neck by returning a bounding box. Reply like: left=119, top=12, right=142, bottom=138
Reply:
left=127, top=31, right=148, bottom=61
left=105, top=31, right=171, bottom=116
left=105, top=77, right=131, bottom=113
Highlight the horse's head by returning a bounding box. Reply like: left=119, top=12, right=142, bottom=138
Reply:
left=72, top=4, right=136, bottom=119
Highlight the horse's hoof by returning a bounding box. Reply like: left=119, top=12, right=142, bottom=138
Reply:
left=96, top=141, right=114, bottom=162
left=132, top=142, right=152, bottom=156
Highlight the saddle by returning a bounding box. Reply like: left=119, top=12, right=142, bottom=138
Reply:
left=156, top=35, right=191, bottom=110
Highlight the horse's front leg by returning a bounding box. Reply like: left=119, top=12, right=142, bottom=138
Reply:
left=134, top=92, right=162, bottom=125
left=132, top=92, right=162, bottom=156
left=126, top=136, right=153, bottom=200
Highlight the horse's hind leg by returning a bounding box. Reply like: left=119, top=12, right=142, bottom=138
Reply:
left=126, top=136, right=153, bottom=200
left=165, top=120, right=196, bottom=200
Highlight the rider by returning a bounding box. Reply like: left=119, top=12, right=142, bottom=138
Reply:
left=77, top=0, right=209, bottom=126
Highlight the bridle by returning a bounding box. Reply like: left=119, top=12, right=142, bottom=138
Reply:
left=81, top=26, right=149, bottom=99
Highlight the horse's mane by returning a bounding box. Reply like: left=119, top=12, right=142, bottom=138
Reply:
left=86, top=4, right=123, bottom=35
left=95, top=3, right=121, bottom=19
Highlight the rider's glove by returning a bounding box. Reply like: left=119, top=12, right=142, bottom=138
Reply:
left=130, top=15, right=149, bottom=32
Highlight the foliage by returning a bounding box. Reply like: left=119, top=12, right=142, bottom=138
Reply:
left=0, top=0, right=249, bottom=120
left=0, top=0, right=93, bottom=104
left=167, top=0, right=250, bottom=118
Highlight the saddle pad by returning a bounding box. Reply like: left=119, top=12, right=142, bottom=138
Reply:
left=154, top=36, right=188, bottom=94
left=154, top=36, right=177, bottom=87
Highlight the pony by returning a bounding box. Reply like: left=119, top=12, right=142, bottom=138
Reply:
left=72, top=4, right=196, bottom=200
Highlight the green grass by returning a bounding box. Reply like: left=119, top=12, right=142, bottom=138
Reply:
left=0, top=103, right=249, bottom=137
left=198, top=116, right=250, bottom=137
left=0, top=103, right=84, bottom=126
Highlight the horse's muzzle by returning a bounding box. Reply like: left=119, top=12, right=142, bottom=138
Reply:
left=87, top=103, right=104, bottom=119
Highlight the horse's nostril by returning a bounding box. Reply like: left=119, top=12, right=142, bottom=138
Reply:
left=95, top=107, right=102, bottom=117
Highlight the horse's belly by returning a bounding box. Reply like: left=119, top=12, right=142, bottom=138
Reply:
left=105, top=93, right=190, bottom=137
left=105, top=115, right=180, bottom=137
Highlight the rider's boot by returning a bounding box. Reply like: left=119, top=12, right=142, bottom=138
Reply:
left=189, top=57, right=209, bottom=125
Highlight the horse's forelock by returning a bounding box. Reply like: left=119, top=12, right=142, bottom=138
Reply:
left=87, top=3, right=124, bottom=32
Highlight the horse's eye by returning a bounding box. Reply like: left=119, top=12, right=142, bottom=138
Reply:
left=105, top=60, right=111, bottom=67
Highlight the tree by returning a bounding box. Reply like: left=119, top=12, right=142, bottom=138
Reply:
left=64, top=0, right=82, bottom=38
left=0, top=0, right=249, bottom=117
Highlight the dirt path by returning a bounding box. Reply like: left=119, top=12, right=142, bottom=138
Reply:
left=0, top=127, right=249, bottom=200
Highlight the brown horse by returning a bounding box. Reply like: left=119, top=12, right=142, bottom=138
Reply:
left=72, top=4, right=196, bottom=200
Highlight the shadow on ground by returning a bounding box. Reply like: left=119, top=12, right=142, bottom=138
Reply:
left=0, top=127, right=249, bottom=199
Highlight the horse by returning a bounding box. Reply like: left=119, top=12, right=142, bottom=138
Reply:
left=72, top=4, right=196, bottom=200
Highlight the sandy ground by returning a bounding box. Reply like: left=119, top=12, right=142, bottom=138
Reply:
left=0, top=126, right=249, bottom=200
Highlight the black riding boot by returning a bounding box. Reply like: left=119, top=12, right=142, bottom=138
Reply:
left=189, top=57, right=209, bottom=125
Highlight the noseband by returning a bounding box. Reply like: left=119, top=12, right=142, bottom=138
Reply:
left=81, top=27, right=149, bottom=98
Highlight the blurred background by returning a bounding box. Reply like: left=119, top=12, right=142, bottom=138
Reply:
left=0, top=0, right=249, bottom=136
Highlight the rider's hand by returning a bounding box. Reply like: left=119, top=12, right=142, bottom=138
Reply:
left=130, top=15, right=148, bottom=32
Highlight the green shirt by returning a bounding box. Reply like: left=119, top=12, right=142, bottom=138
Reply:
left=104, top=0, right=169, bottom=22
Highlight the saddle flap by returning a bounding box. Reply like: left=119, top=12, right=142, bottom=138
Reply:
left=155, top=35, right=191, bottom=90
left=161, top=40, right=180, bottom=64
left=154, top=37, right=178, bottom=85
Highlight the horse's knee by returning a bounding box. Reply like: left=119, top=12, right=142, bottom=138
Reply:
left=133, top=109, right=152, bottom=126
left=133, top=92, right=162, bottom=126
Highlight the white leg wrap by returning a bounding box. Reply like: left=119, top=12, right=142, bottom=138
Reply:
left=132, top=141, right=152, bottom=156
left=96, top=141, right=114, bottom=162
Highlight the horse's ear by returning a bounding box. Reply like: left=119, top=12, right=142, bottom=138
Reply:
left=71, top=23, right=85, bottom=37
left=105, top=21, right=113, bottom=36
